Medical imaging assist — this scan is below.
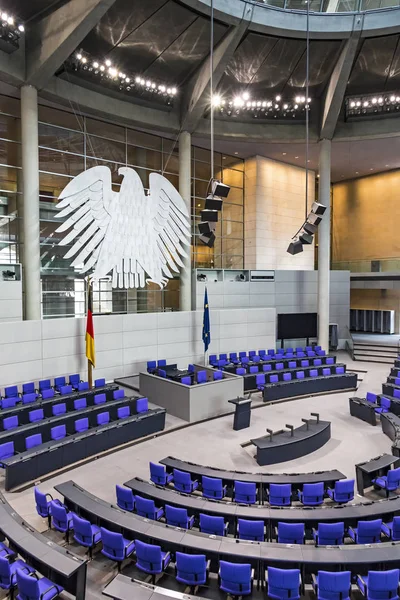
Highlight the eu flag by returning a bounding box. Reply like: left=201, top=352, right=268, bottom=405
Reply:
left=202, top=287, right=211, bottom=352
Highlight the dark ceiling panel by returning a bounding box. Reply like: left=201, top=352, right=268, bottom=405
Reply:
left=221, top=33, right=278, bottom=89
left=2, top=0, right=56, bottom=21
left=286, top=40, right=342, bottom=96
left=385, top=36, right=400, bottom=90
left=250, top=38, right=305, bottom=94
left=145, top=18, right=227, bottom=84
left=347, top=35, right=399, bottom=95
left=82, top=0, right=168, bottom=56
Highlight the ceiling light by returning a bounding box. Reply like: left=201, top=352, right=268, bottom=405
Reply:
left=283, top=104, right=288, bottom=109
left=295, top=96, right=301, bottom=103
left=105, top=59, right=111, bottom=67
left=391, top=95, right=396, bottom=102
left=355, top=171, right=359, bottom=174
left=93, top=61, right=99, bottom=68
left=119, top=72, right=125, bottom=78
left=282, top=152, right=287, bottom=155
left=234, top=152, right=238, bottom=155
left=126, top=77, right=130, bottom=83
left=76, top=53, right=82, bottom=60
left=212, top=95, right=222, bottom=107
left=146, top=80, right=151, bottom=87
left=18, top=24, right=24, bottom=32
left=295, top=156, right=299, bottom=159
left=171, top=87, right=177, bottom=95
left=294, top=104, right=298, bottom=109
left=372, top=98, right=377, bottom=104
left=1, top=12, right=8, bottom=20
left=276, top=95, right=281, bottom=101
left=363, top=101, right=368, bottom=107
left=233, top=96, right=244, bottom=107
left=7, top=16, right=13, bottom=24
left=109, top=67, right=117, bottom=77
left=356, top=101, right=361, bottom=107
left=100, top=65, right=105, bottom=71
left=242, top=91, right=250, bottom=101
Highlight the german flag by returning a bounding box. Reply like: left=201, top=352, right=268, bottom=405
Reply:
left=86, top=283, right=95, bottom=367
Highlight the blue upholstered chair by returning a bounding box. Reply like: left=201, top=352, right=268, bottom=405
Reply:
left=314, top=359, right=322, bottom=366
left=97, top=412, right=110, bottom=426
left=270, top=375, right=279, bottom=383
left=165, top=505, right=194, bottom=529
left=373, top=467, right=400, bottom=497
left=382, top=516, right=400, bottom=541
left=50, top=501, right=74, bottom=543
left=213, top=371, right=223, bottom=381
left=394, top=389, right=400, bottom=400
left=114, top=389, right=124, bottom=400
left=188, top=364, right=195, bottom=374
left=239, top=351, right=247, bottom=359
left=366, top=392, right=378, bottom=404
left=74, top=397, right=87, bottom=410
left=267, top=349, right=275, bottom=356
left=220, top=353, right=228, bottom=361
left=158, top=369, right=167, bottom=378
left=100, top=527, right=135, bottom=570
left=297, top=351, right=306, bottom=357
left=276, top=522, right=304, bottom=544
left=288, top=361, right=296, bottom=368
left=34, top=487, right=59, bottom=528
left=263, top=364, right=272, bottom=372
left=22, top=382, right=35, bottom=395
left=322, top=368, right=331, bottom=376
left=39, top=379, right=51, bottom=393
left=268, top=484, right=291, bottom=506
left=266, top=567, right=301, bottom=600
left=175, top=552, right=208, bottom=591
left=237, top=519, right=264, bottom=541
left=249, top=366, right=258, bottom=374
left=69, top=374, right=81, bottom=388
left=54, top=377, right=66, bottom=392
left=298, top=482, right=324, bottom=506
left=326, top=357, right=335, bottom=365
left=22, top=393, right=36, bottom=404
left=26, top=433, right=42, bottom=450
left=219, top=561, right=253, bottom=596
left=0, top=555, right=35, bottom=595
left=348, top=519, right=382, bottom=544
left=296, top=371, right=305, bottom=379
left=376, top=397, right=391, bottom=415
left=276, top=362, right=284, bottom=370
left=277, top=348, right=284, bottom=355
left=309, top=369, right=318, bottom=378
left=313, top=522, right=345, bottom=545
left=199, top=513, right=228, bottom=536
left=157, top=359, right=167, bottom=367
left=136, top=397, right=148, bottom=412
left=51, top=424, right=66, bottom=441
left=202, top=476, right=226, bottom=499
left=150, top=462, right=173, bottom=486
left=249, top=351, right=256, bottom=358
left=335, top=366, right=345, bottom=374
left=3, top=386, right=19, bottom=398
left=95, top=378, right=106, bottom=387
left=234, top=481, right=257, bottom=504
left=218, top=359, right=227, bottom=368
left=147, top=360, right=157, bottom=372
left=253, top=355, right=261, bottom=363
left=0, top=542, right=16, bottom=561
left=94, top=393, right=106, bottom=405
left=135, top=540, right=171, bottom=584
left=173, top=468, right=198, bottom=493
left=13, top=406, right=27, bottom=425
left=307, top=351, right=316, bottom=357
left=312, top=571, right=351, bottom=600
left=0, top=442, right=14, bottom=468
left=41, top=389, right=54, bottom=400
left=209, top=354, right=218, bottom=366
left=357, top=570, right=400, bottom=600
left=135, top=495, right=164, bottom=520
left=196, top=371, right=207, bottom=384
left=241, top=357, right=249, bottom=365
left=230, top=353, right=239, bottom=364
left=256, top=373, right=266, bottom=391
left=259, top=349, right=266, bottom=357
left=116, top=485, right=135, bottom=511
left=1, top=397, right=17, bottom=409
left=301, top=360, right=309, bottom=368
left=283, top=373, right=292, bottom=381
left=75, top=417, right=89, bottom=433
left=327, top=479, right=355, bottom=503
left=236, top=368, right=246, bottom=375
left=60, top=385, right=72, bottom=395
left=72, top=514, right=101, bottom=558
left=117, top=407, right=130, bottom=419
left=78, top=381, right=89, bottom=392
left=3, top=415, right=18, bottom=430
left=52, top=403, right=66, bottom=416
left=15, top=569, right=63, bottom=600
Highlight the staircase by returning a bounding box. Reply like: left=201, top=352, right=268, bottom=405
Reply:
left=353, top=341, right=399, bottom=364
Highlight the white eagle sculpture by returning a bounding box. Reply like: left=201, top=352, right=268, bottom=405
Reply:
left=55, top=166, right=191, bottom=289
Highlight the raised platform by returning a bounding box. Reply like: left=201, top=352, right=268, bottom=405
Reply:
left=251, top=418, right=331, bottom=466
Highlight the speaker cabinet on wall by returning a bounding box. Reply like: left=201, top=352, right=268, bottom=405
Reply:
left=311, top=201, right=326, bottom=215
left=201, top=210, right=218, bottom=222
left=205, top=195, right=223, bottom=211
left=199, top=232, right=216, bottom=247
left=287, top=240, right=303, bottom=255
left=198, top=221, right=216, bottom=235
left=304, top=222, right=317, bottom=235
left=211, top=181, right=230, bottom=198
left=299, top=232, right=313, bottom=245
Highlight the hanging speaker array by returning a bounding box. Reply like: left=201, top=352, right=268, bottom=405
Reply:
left=287, top=201, right=327, bottom=255
left=198, top=180, right=230, bottom=248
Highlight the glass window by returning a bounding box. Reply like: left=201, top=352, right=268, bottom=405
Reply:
left=222, top=203, right=243, bottom=222
left=39, top=123, right=84, bottom=155
left=127, top=129, right=162, bottom=150
left=39, top=172, right=73, bottom=199
left=86, top=135, right=126, bottom=163
left=162, top=151, right=179, bottom=174
left=127, top=146, right=161, bottom=171
left=86, top=118, right=125, bottom=142
left=39, top=148, right=84, bottom=177
left=222, top=168, right=244, bottom=188
left=0, top=139, right=20, bottom=168
left=0, top=114, right=20, bottom=140
left=39, top=106, right=83, bottom=131
left=0, top=165, right=18, bottom=192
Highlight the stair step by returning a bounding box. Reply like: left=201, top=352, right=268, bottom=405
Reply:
left=353, top=353, right=394, bottom=364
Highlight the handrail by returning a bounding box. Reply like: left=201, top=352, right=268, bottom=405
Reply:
left=345, top=325, right=355, bottom=361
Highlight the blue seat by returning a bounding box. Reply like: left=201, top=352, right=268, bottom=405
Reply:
left=307, top=351, right=316, bottom=357
left=309, top=369, right=318, bottom=377
left=137, top=397, right=148, bottom=412
left=234, top=481, right=257, bottom=504
left=150, top=462, right=173, bottom=486
left=295, top=347, right=303, bottom=353
left=263, top=364, right=272, bottom=372
left=147, top=360, right=157, bottom=372
left=3, top=415, right=18, bottom=430
left=326, top=357, right=335, bottom=365
left=60, top=385, right=72, bottom=395
left=301, top=360, right=309, bottom=367
left=117, top=406, right=130, bottom=419
left=238, top=519, right=264, bottom=541
left=116, top=485, right=135, bottom=511
left=255, top=374, right=266, bottom=391
left=322, top=368, right=331, bottom=376
left=51, top=425, right=66, bottom=441
left=259, top=349, right=266, bottom=356
left=314, top=359, right=322, bottom=366
left=114, top=389, right=124, bottom=399
left=29, top=408, right=44, bottom=423
left=253, top=355, right=261, bottom=363
left=249, top=351, right=256, bottom=357
left=4, top=385, right=18, bottom=398
left=173, top=468, right=198, bottom=493
left=327, top=479, right=354, bottom=503
left=276, top=522, right=304, bottom=544
left=95, top=378, right=106, bottom=387
left=241, top=356, right=249, bottom=365
left=97, top=411, right=110, bottom=425
left=188, top=364, right=195, bottom=373
left=376, top=397, right=391, bottom=414
left=26, top=433, right=42, bottom=449
left=213, top=371, right=223, bottom=381
left=72, top=514, right=101, bottom=558
left=74, top=397, right=87, bottom=410
left=181, top=376, right=192, bottom=385
left=296, top=371, right=305, bottom=379
left=267, top=349, right=275, bottom=356
left=288, top=361, right=296, bottom=368
left=52, top=403, right=66, bottom=416
left=236, top=368, right=246, bottom=375
left=270, top=374, right=279, bottom=383
left=277, top=348, right=284, bottom=355
left=50, top=501, right=74, bottom=543
left=283, top=373, right=292, bottom=381
left=230, top=353, right=239, bottom=364
left=382, top=516, right=400, bottom=541
left=199, top=513, right=228, bottom=536
left=54, top=377, right=66, bottom=392
left=366, top=392, right=378, bottom=404
left=0, top=542, right=16, bottom=561
left=249, top=366, right=258, bottom=374
left=219, top=561, right=253, bottom=596
left=100, top=527, right=135, bottom=570
left=135, top=495, right=164, bottom=520
left=22, top=392, right=36, bottom=404
left=157, top=360, right=167, bottom=367
left=0, top=442, right=14, bottom=467
left=165, top=505, right=194, bottom=529
left=41, top=389, right=54, bottom=400
left=313, top=522, right=345, bottom=545
left=348, top=519, right=382, bottom=544
left=357, top=570, right=400, bottom=600
left=16, top=569, right=63, bottom=600
left=209, top=354, right=218, bottom=366
left=336, top=366, right=345, bottom=374
left=276, top=362, right=284, bottom=370
left=218, top=359, right=227, bottom=368
left=312, top=571, right=351, bottom=600
left=297, top=351, right=306, bottom=357
left=34, top=487, right=58, bottom=528
left=69, top=374, right=81, bottom=388
left=202, top=475, right=226, bottom=499
left=22, top=382, right=35, bottom=395
left=298, top=482, right=324, bottom=506
left=135, top=539, right=171, bottom=584
left=1, top=397, right=17, bottom=409
left=197, top=370, right=207, bottom=384
left=0, top=556, right=35, bottom=593
left=78, top=381, right=89, bottom=391
left=373, top=467, right=400, bottom=497
left=94, top=393, right=106, bottom=405
left=266, top=567, right=301, bottom=600
left=75, top=417, right=89, bottom=433
left=220, top=353, right=228, bottom=361
left=268, top=484, right=291, bottom=506
left=39, top=379, right=51, bottom=393
left=176, top=552, right=208, bottom=590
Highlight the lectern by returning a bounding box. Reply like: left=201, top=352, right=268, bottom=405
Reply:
left=228, top=397, right=252, bottom=430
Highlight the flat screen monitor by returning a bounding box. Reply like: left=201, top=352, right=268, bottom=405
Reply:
left=277, top=312, right=318, bottom=340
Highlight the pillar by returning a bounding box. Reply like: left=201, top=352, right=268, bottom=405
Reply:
left=318, top=138, right=331, bottom=351
left=179, top=130, right=192, bottom=311
left=21, top=85, right=41, bottom=320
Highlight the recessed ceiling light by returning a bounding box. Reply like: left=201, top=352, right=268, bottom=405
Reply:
left=307, top=160, right=310, bottom=163
left=355, top=171, right=359, bottom=174
left=370, top=168, right=373, bottom=171
left=317, top=174, right=320, bottom=178
left=223, top=156, right=226, bottom=159
left=234, top=152, right=238, bottom=155
left=385, top=164, right=389, bottom=167
left=282, top=152, right=287, bottom=156
left=295, top=156, right=299, bottom=159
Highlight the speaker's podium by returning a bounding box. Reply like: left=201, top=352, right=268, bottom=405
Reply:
left=228, top=397, right=252, bottom=430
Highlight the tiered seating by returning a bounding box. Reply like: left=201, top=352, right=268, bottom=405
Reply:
left=209, top=346, right=331, bottom=369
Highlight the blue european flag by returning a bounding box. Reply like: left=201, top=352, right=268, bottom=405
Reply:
left=202, top=287, right=210, bottom=352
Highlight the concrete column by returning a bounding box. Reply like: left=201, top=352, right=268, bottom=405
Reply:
left=21, top=85, right=41, bottom=320
left=318, top=139, right=331, bottom=351
left=179, top=130, right=192, bottom=312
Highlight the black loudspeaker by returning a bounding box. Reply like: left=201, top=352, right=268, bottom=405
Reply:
left=198, top=221, right=216, bottom=235
left=205, top=195, right=223, bottom=211
left=311, top=201, right=326, bottom=215
left=304, top=222, right=317, bottom=235
left=201, top=210, right=218, bottom=222
left=212, top=180, right=230, bottom=198
left=299, top=232, right=313, bottom=245
left=287, top=240, right=303, bottom=255
left=199, top=232, right=216, bottom=247
left=308, top=213, right=322, bottom=226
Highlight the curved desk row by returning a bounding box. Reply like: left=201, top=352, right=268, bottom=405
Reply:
left=381, top=413, right=400, bottom=457
left=382, top=383, right=400, bottom=398
left=56, top=481, right=400, bottom=580
left=124, top=476, right=400, bottom=535
left=222, top=354, right=337, bottom=374
left=2, top=408, right=166, bottom=490
left=262, top=373, right=358, bottom=402
left=0, top=395, right=139, bottom=451
left=0, top=492, right=87, bottom=598
left=240, top=364, right=346, bottom=393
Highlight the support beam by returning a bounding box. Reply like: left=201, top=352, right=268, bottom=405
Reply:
left=26, top=0, right=117, bottom=90
left=318, top=139, right=331, bottom=352
left=181, top=3, right=253, bottom=133
left=179, top=131, right=192, bottom=312
left=320, top=16, right=363, bottom=140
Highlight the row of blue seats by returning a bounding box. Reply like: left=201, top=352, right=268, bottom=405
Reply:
left=157, top=367, right=221, bottom=385
left=255, top=366, right=346, bottom=388
left=33, top=489, right=400, bottom=599
left=0, top=401, right=148, bottom=466
left=1, top=373, right=96, bottom=399
left=234, top=357, right=336, bottom=372
left=365, top=392, right=393, bottom=417
left=210, top=347, right=326, bottom=365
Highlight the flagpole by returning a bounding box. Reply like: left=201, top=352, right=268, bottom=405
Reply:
left=86, top=278, right=93, bottom=388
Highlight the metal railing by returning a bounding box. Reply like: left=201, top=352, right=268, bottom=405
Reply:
left=332, top=258, right=400, bottom=273
left=256, top=0, right=400, bottom=12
